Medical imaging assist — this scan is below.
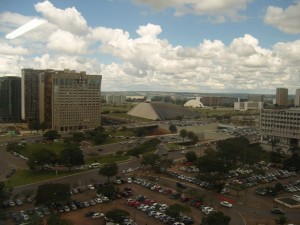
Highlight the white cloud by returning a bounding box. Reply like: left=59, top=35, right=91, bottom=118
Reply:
left=0, top=43, right=29, bottom=55
left=34, top=1, right=88, bottom=35
left=132, top=0, right=250, bottom=22
left=264, top=1, right=300, bottom=34
left=47, top=30, right=88, bottom=54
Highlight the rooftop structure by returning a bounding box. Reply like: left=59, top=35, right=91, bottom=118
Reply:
left=128, top=102, right=199, bottom=120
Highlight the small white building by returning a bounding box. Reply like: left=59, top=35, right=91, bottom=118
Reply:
left=184, top=97, right=204, bottom=108
left=234, top=101, right=263, bottom=111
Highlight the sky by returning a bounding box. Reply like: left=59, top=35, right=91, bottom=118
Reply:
left=0, top=0, right=300, bottom=94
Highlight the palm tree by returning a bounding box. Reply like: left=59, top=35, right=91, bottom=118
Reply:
left=275, top=215, right=288, bottom=225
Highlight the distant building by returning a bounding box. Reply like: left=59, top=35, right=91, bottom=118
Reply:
left=294, top=89, right=300, bottom=107
left=260, top=108, right=300, bottom=147
left=105, top=95, right=126, bottom=105
left=276, top=88, right=288, bottom=106
left=234, top=101, right=263, bottom=111
left=248, top=94, right=264, bottom=102
left=184, top=97, right=204, bottom=108
left=201, top=96, right=237, bottom=107
left=0, top=76, right=21, bottom=122
left=21, top=69, right=102, bottom=131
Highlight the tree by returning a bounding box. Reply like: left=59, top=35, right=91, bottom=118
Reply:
left=27, top=148, right=57, bottom=170
left=288, top=145, right=300, bottom=156
left=72, top=132, right=85, bottom=142
left=201, top=211, right=231, bottom=225
left=35, top=183, right=70, bottom=206
left=269, top=136, right=279, bottom=152
left=165, top=204, right=190, bottom=219
left=98, top=163, right=118, bottom=183
left=43, top=129, right=60, bottom=140
left=169, top=124, right=177, bottom=133
left=275, top=215, right=289, bottom=225
left=134, top=127, right=146, bottom=137
left=0, top=182, right=12, bottom=208
left=141, top=154, right=161, bottom=170
left=106, top=209, right=130, bottom=223
left=185, top=151, right=197, bottom=162
left=180, top=129, right=187, bottom=141
left=187, top=131, right=195, bottom=140
left=59, top=144, right=84, bottom=170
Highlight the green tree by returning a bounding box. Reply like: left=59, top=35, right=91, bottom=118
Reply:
left=185, top=151, right=197, bottom=162
left=275, top=215, right=288, bottom=225
left=106, top=209, right=130, bottom=223
left=288, top=145, right=300, bottom=156
left=201, top=211, right=231, bottom=225
left=180, top=129, right=187, bottom=141
left=98, top=163, right=118, bottom=183
left=43, top=129, right=60, bottom=140
left=187, top=131, right=195, bottom=140
left=35, top=183, right=70, bottom=206
left=165, top=203, right=190, bottom=219
left=72, top=132, right=85, bottom=142
left=0, top=182, right=12, bottom=208
left=141, top=154, right=161, bottom=170
left=169, top=124, right=177, bottom=133
left=269, top=136, right=279, bottom=152
left=59, top=144, right=84, bottom=170
left=27, top=148, right=57, bottom=170
left=134, top=127, right=146, bottom=137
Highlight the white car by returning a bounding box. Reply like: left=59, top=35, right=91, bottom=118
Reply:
left=220, top=201, right=233, bottom=208
left=92, top=212, right=104, bottom=219
left=95, top=198, right=103, bottom=204
left=292, top=195, right=300, bottom=202
left=88, top=184, right=95, bottom=190
left=127, top=177, right=132, bottom=183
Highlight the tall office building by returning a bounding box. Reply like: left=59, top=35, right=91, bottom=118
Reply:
left=294, top=89, right=300, bottom=107
left=43, top=70, right=102, bottom=131
left=21, top=69, right=102, bottom=131
left=0, top=76, right=21, bottom=122
left=21, top=69, right=46, bottom=122
left=276, top=88, right=288, bottom=106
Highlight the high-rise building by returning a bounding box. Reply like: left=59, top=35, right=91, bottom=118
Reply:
left=21, top=69, right=102, bottom=131
left=21, top=69, right=46, bottom=121
left=260, top=108, right=300, bottom=147
left=294, top=89, right=300, bottom=107
left=0, top=76, right=21, bottom=122
left=276, top=88, right=288, bottom=106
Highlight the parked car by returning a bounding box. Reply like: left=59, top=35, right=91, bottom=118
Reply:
left=271, top=208, right=285, bottom=214
left=220, top=201, right=233, bottom=208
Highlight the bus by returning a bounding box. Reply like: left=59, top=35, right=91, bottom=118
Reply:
left=89, top=163, right=100, bottom=169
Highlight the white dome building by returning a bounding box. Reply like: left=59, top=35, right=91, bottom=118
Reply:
left=184, top=97, right=204, bottom=108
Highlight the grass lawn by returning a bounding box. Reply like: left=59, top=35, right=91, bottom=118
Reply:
left=6, top=154, right=131, bottom=187
left=165, top=143, right=181, bottom=151
left=6, top=169, right=82, bottom=187
left=85, top=154, right=130, bottom=165
left=22, top=142, right=66, bottom=157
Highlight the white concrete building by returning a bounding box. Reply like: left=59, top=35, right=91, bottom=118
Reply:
left=234, top=101, right=263, bottom=111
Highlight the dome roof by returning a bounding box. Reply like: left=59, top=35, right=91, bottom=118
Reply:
left=184, top=98, right=204, bottom=108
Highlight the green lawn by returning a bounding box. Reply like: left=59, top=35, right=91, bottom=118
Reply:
left=6, top=154, right=131, bottom=187
left=21, top=142, right=66, bottom=157
left=6, top=169, right=82, bottom=187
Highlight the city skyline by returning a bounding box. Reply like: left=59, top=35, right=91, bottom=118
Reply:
left=0, top=0, right=300, bottom=93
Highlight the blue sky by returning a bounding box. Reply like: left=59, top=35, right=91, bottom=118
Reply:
left=0, top=0, right=300, bottom=93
